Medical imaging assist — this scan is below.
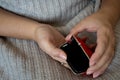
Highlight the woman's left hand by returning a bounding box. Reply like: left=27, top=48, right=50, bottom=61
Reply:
left=66, top=12, right=115, bottom=78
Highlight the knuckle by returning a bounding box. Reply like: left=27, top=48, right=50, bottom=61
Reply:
left=99, top=36, right=108, bottom=45
left=91, top=54, right=100, bottom=62
left=93, top=52, right=103, bottom=61
left=104, top=55, right=110, bottom=60
left=104, top=52, right=114, bottom=61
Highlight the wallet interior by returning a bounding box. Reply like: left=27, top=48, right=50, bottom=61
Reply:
left=60, top=36, right=89, bottom=74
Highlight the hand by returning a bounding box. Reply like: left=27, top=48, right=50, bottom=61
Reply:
left=34, top=24, right=67, bottom=64
left=66, top=12, right=115, bottom=78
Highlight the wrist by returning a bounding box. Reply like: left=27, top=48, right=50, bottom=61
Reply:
left=97, top=8, right=120, bottom=27
left=33, top=24, right=51, bottom=42
left=30, top=23, right=39, bottom=41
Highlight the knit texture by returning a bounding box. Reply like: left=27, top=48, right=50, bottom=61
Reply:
left=1, top=0, right=120, bottom=80
left=0, top=0, right=99, bottom=26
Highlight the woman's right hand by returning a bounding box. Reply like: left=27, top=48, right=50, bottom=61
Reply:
left=34, top=24, right=67, bottom=64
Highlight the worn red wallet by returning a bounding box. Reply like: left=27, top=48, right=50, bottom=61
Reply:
left=60, top=36, right=93, bottom=74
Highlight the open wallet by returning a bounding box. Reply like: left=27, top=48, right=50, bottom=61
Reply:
left=60, top=36, right=93, bottom=74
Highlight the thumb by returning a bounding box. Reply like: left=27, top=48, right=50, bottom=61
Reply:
left=65, top=24, right=86, bottom=41
left=40, top=40, right=67, bottom=63
left=39, top=39, right=67, bottom=62
left=51, top=48, right=67, bottom=64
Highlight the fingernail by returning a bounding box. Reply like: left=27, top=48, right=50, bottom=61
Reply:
left=66, top=35, right=71, bottom=40
left=59, top=54, right=67, bottom=60
left=93, top=73, right=99, bottom=78
left=87, top=71, right=93, bottom=75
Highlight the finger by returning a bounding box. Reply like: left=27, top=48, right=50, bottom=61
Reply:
left=89, top=42, right=106, bottom=66
left=92, top=57, right=113, bottom=78
left=92, top=35, right=115, bottom=78
left=65, top=24, right=86, bottom=41
left=87, top=53, right=112, bottom=76
left=51, top=48, right=67, bottom=63
left=87, top=45, right=114, bottom=75
left=89, top=32, right=108, bottom=66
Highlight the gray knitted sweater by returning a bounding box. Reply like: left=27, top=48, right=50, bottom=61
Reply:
left=0, top=0, right=100, bottom=26
left=1, top=1, right=120, bottom=80
left=0, top=1, right=103, bottom=80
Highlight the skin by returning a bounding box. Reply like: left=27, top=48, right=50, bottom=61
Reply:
left=66, top=0, right=120, bottom=78
left=0, top=0, right=120, bottom=78
left=0, top=8, right=67, bottom=64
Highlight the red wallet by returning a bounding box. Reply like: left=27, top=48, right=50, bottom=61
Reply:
left=60, top=36, right=93, bottom=74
